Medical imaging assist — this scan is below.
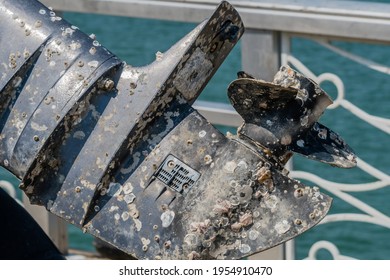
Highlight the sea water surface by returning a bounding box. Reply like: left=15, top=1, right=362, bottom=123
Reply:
left=1, top=0, right=389, bottom=259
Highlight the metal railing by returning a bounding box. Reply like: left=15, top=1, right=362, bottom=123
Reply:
left=2, top=0, right=389, bottom=259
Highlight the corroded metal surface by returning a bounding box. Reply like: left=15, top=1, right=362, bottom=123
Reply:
left=0, top=0, right=356, bottom=259
left=85, top=110, right=332, bottom=259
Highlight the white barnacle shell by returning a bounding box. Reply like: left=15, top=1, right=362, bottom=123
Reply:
left=161, top=210, right=175, bottom=228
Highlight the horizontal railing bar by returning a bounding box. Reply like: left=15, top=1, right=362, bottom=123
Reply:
left=193, top=100, right=243, bottom=127
left=41, top=0, right=390, bottom=43
left=41, top=0, right=218, bottom=23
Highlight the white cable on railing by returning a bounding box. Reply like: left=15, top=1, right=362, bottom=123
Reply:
left=290, top=170, right=390, bottom=229
left=340, top=99, right=390, bottom=134
left=304, top=240, right=356, bottom=260
left=317, top=39, right=390, bottom=75
left=283, top=41, right=390, bottom=259
left=357, top=156, right=390, bottom=183
left=291, top=156, right=390, bottom=192
left=322, top=213, right=390, bottom=228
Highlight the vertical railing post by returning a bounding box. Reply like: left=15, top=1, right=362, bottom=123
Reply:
left=241, top=29, right=281, bottom=80
left=241, top=29, right=285, bottom=260
left=280, top=33, right=295, bottom=260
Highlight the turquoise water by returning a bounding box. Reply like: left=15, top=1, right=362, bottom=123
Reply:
left=1, top=1, right=389, bottom=259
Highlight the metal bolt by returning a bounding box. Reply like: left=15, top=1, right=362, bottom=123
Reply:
left=167, top=160, right=175, bottom=168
